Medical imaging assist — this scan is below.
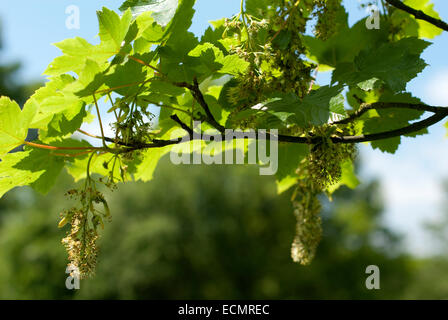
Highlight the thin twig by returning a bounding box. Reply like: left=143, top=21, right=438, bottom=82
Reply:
left=175, top=78, right=225, bottom=133
left=94, top=79, right=153, bottom=95
left=142, top=99, right=193, bottom=116
left=333, top=110, right=448, bottom=143
left=92, top=94, right=108, bottom=149
left=52, top=151, right=94, bottom=158
left=24, top=141, right=100, bottom=151
left=308, top=65, right=319, bottom=94
left=331, top=102, right=447, bottom=125
left=77, top=129, right=103, bottom=140
left=128, top=55, right=163, bottom=74
left=170, top=114, right=194, bottom=137
left=77, top=129, right=135, bottom=148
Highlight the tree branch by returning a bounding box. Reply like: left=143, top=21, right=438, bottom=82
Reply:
left=170, top=114, right=194, bottom=137
left=62, top=100, right=448, bottom=157
left=332, top=102, right=448, bottom=125
left=118, top=106, right=447, bottom=151
left=175, top=79, right=226, bottom=133
left=97, top=103, right=448, bottom=153
left=385, top=0, right=448, bottom=32
left=333, top=109, right=448, bottom=143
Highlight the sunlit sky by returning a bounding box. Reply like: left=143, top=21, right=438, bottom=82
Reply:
left=0, top=0, right=447, bottom=255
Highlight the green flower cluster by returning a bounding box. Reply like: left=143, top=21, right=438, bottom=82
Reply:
left=224, top=0, right=345, bottom=129
left=224, top=0, right=318, bottom=126
left=308, top=127, right=356, bottom=189
left=291, top=126, right=356, bottom=265
left=290, top=178, right=322, bottom=265
left=60, top=185, right=111, bottom=278
left=314, top=0, right=344, bottom=40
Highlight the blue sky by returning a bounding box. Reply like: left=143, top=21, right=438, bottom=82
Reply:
left=0, top=0, right=447, bottom=255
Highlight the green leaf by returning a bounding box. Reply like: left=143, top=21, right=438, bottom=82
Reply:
left=103, top=54, right=153, bottom=97
left=188, top=43, right=249, bottom=79
left=73, top=59, right=110, bottom=97
left=275, top=143, right=309, bottom=180
left=0, top=147, right=65, bottom=198
left=45, top=8, right=137, bottom=78
left=276, top=174, right=297, bottom=194
left=370, top=136, right=402, bottom=154
left=260, top=86, right=343, bottom=127
left=201, top=19, right=227, bottom=52
left=357, top=78, right=383, bottom=92
left=0, top=151, right=43, bottom=198
left=161, top=0, right=196, bottom=43
left=127, top=0, right=195, bottom=51
left=44, top=37, right=113, bottom=77
left=159, top=30, right=199, bottom=82
left=97, top=7, right=133, bottom=51
left=254, top=94, right=299, bottom=128
left=332, top=38, right=430, bottom=92
left=134, top=11, right=165, bottom=43
left=363, top=93, right=426, bottom=153
left=272, top=30, right=292, bottom=50
left=329, top=92, right=346, bottom=116
left=303, top=86, right=344, bottom=125
left=188, top=44, right=224, bottom=76
left=220, top=54, right=250, bottom=76
left=120, top=0, right=179, bottom=26
left=134, top=146, right=172, bottom=181
left=39, top=107, right=91, bottom=143
left=27, top=75, right=87, bottom=131
left=303, top=16, right=388, bottom=69
left=245, top=0, right=274, bottom=18
left=327, top=160, right=360, bottom=194
left=139, top=79, right=186, bottom=108
left=0, top=97, right=37, bottom=156
left=65, top=153, right=97, bottom=182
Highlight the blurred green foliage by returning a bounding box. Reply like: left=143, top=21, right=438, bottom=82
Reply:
left=2, top=156, right=446, bottom=299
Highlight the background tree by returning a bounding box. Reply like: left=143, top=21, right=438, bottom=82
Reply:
left=0, top=157, right=420, bottom=299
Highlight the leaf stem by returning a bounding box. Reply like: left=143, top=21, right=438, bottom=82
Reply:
left=240, top=0, right=254, bottom=51
left=128, top=55, right=163, bottom=74
left=23, top=141, right=100, bottom=151
left=92, top=94, right=108, bottom=149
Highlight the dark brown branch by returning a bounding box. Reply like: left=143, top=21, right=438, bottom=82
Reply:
left=385, top=0, right=448, bottom=32
left=84, top=101, right=448, bottom=152
left=121, top=107, right=448, bottom=151
left=333, top=110, right=448, bottom=143
left=332, top=102, right=448, bottom=125
left=175, top=79, right=226, bottom=133
left=170, top=114, right=194, bottom=137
